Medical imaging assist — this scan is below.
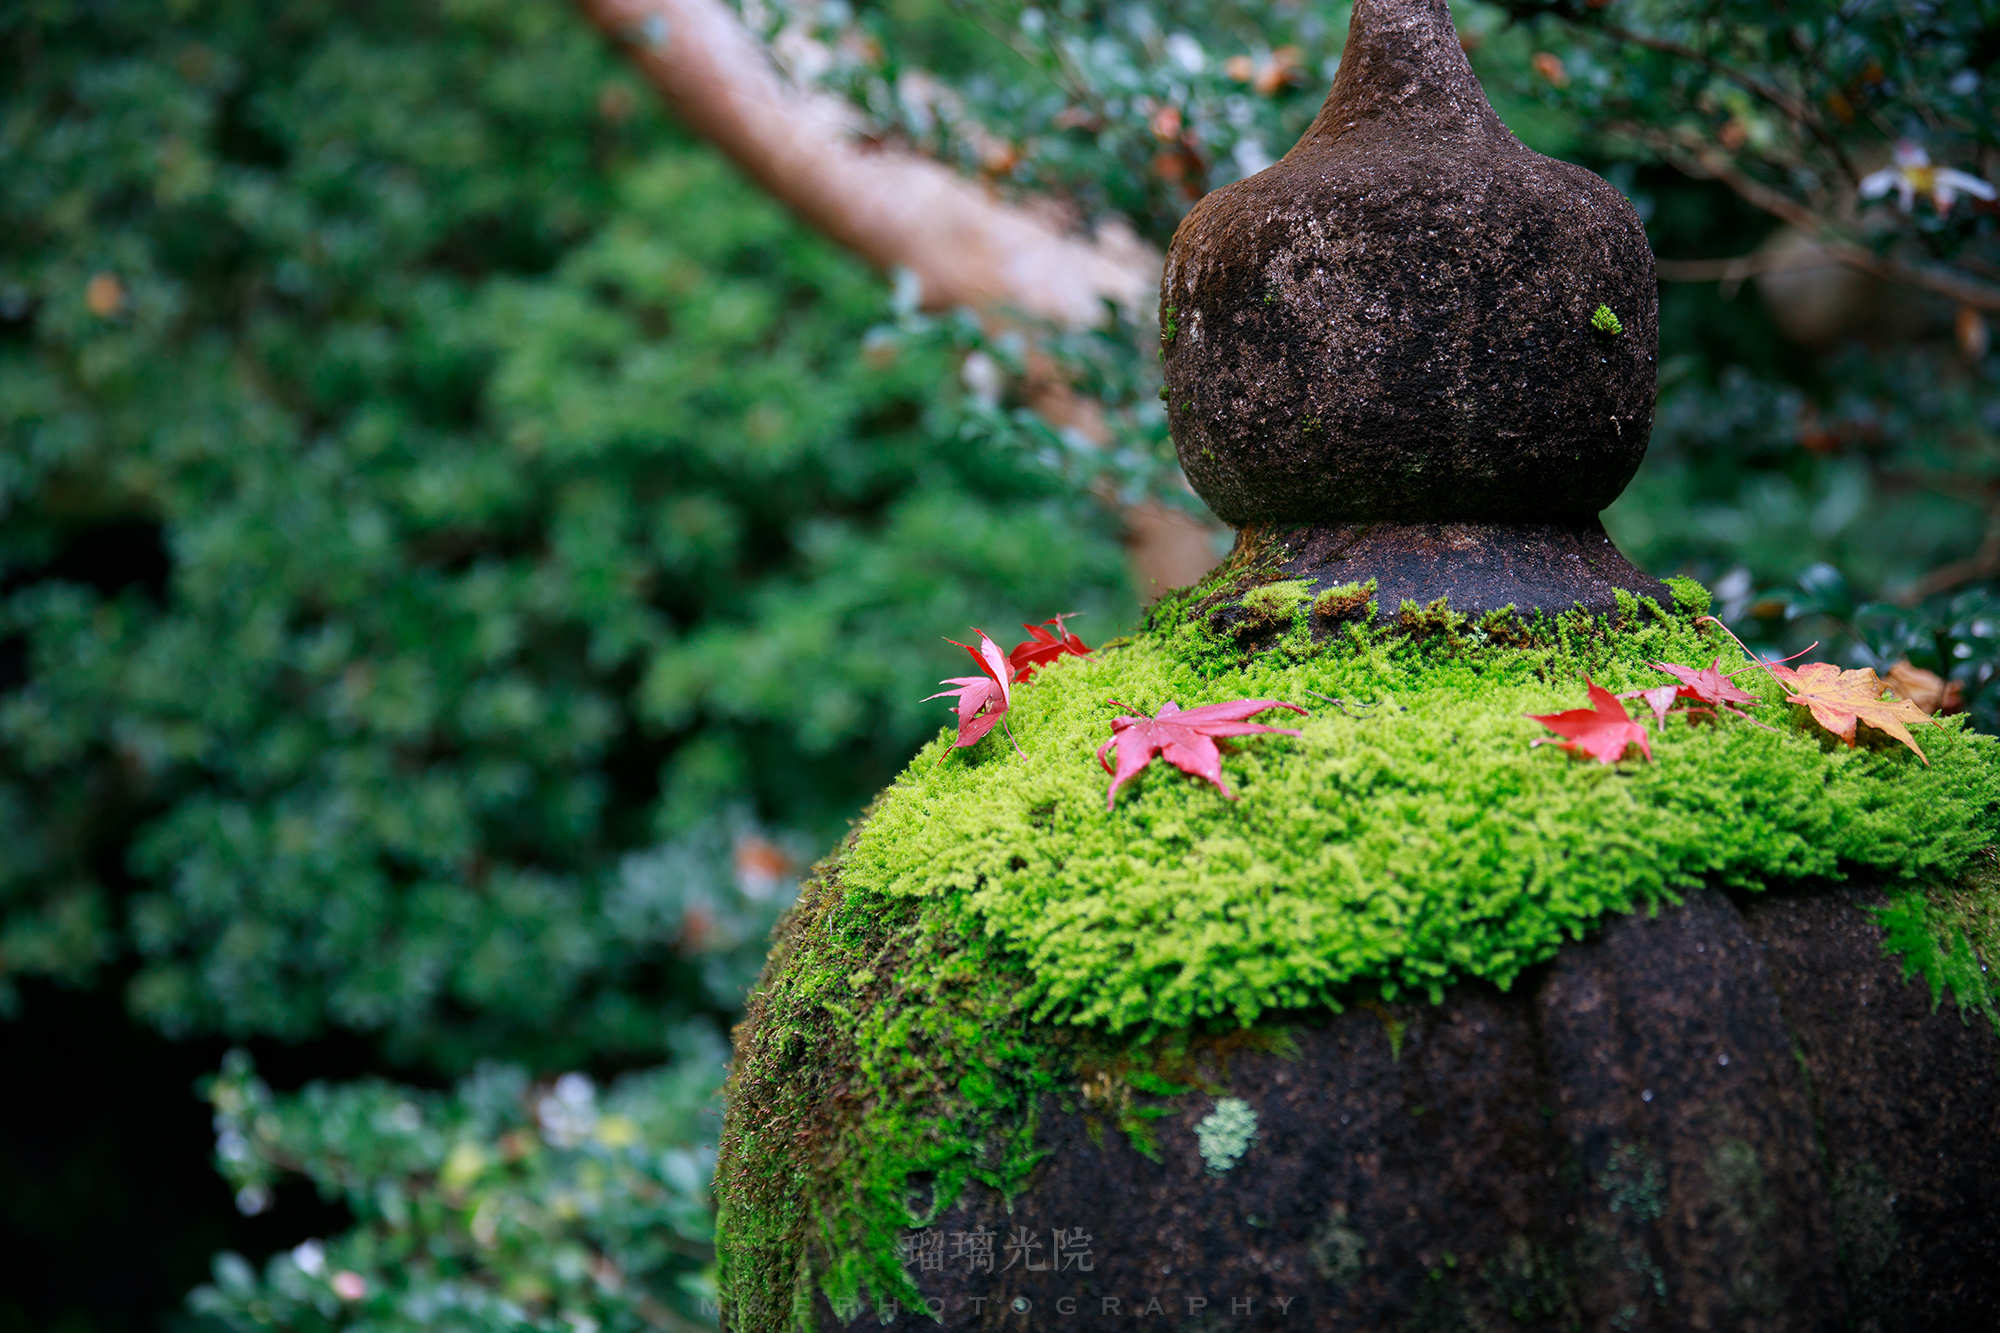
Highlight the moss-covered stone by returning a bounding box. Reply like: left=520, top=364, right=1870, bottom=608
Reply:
left=715, top=576, right=2000, bottom=1327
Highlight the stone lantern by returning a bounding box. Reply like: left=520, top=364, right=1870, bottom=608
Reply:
left=714, top=2, right=2000, bottom=1328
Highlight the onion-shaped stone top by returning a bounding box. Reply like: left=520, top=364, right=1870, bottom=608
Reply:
left=1162, top=0, right=1657, bottom=527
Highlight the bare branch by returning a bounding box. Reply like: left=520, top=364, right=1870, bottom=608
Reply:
left=573, top=0, right=1159, bottom=330
left=1610, top=123, right=2000, bottom=312
left=1900, top=515, right=2000, bottom=603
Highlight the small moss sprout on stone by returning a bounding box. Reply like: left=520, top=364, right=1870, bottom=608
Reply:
left=1198, top=1097, right=1259, bottom=1175
left=1591, top=304, right=1624, bottom=335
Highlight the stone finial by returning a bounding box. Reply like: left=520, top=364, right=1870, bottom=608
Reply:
left=1161, top=0, right=1657, bottom=528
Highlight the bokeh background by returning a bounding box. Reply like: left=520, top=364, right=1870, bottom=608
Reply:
left=3, top=0, right=1995, bottom=1329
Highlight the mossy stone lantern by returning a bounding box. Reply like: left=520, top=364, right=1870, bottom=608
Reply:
left=715, top=2, right=2000, bottom=1328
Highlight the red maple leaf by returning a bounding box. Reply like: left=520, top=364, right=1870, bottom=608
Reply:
left=1096, top=698, right=1307, bottom=809
left=1528, top=677, right=1652, bottom=764
left=1008, top=613, right=1092, bottom=681
left=1622, top=656, right=1765, bottom=729
left=924, top=630, right=1016, bottom=751
left=1621, top=684, right=1680, bottom=730
left=1652, top=657, right=1759, bottom=709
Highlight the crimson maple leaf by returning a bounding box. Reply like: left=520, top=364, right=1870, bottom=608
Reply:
left=1528, top=677, right=1652, bottom=764
left=1096, top=698, right=1306, bottom=809
left=924, top=630, right=1015, bottom=751
left=1008, top=613, right=1092, bottom=681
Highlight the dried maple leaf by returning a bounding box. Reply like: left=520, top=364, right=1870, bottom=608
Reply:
left=1884, top=660, right=1964, bottom=716
left=1097, top=698, right=1306, bottom=809
left=924, top=630, right=1017, bottom=752
left=1008, top=613, right=1092, bottom=681
left=1766, top=661, right=1935, bottom=763
left=1528, top=677, right=1652, bottom=764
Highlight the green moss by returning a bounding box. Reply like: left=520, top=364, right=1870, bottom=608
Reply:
left=849, top=607, right=1996, bottom=1029
left=1875, top=849, right=2000, bottom=1028
left=717, top=578, right=2000, bottom=1325
left=1661, top=575, right=1713, bottom=618
left=1237, top=577, right=1315, bottom=623
left=716, top=847, right=1061, bottom=1329
left=1313, top=578, right=1378, bottom=626
left=1599, top=1142, right=1665, bottom=1221
left=1592, top=304, right=1624, bottom=335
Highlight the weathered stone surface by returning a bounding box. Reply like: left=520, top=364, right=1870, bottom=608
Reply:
left=1245, top=519, right=1669, bottom=622
left=1160, top=0, right=1657, bottom=527
left=822, top=887, right=1999, bottom=1331
left=1741, top=888, right=2000, bottom=1328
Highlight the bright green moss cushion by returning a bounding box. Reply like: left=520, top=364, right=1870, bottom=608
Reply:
left=847, top=584, right=1998, bottom=1029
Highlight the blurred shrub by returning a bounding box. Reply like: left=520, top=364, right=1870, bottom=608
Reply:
left=0, top=0, right=1131, bottom=1067
left=192, top=1033, right=727, bottom=1333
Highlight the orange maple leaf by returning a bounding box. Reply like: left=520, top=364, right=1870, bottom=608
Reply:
left=1766, top=661, right=1936, bottom=764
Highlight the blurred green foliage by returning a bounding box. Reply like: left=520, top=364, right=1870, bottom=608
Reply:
left=0, top=0, right=1129, bottom=1064
left=195, top=1036, right=728, bottom=1333
left=3, top=5, right=1124, bottom=1326
left=3, top=0, right=1995, bottom=1329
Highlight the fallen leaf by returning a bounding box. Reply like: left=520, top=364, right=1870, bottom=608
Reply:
left=1097, top=699, right=1306, bottom=809
left=1766, top=661, right=1934, bottom=763
left=924, top=630, right=1013, bottom=750
left=1884, top=660, right=1963, bottom=716
left=1008, top=613, right=1091, bottom=681
left=1528, top=677, right=1652, bottom=764
left=1625, top=684, right=1681, bottom=730
left=1650, top=657, right=1759, bottom=710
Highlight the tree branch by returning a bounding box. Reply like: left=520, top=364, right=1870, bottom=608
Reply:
left=572, top=0, right=1159, bottom=330
left=1899, top=514, right=2000, bottom=604
left=574, top=0, right=1223, bottom=597
left=1609, top=122, right=2000, bottom=312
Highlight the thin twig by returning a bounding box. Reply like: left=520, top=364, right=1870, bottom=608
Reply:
left=1698, top=616, right=1819, bottom=692
left=1607, top=123, right=2000, bottom=312
left=1598, top=21, right=1817, bottom=132
left=1897, top=513, right=2000, bottom=603
left=1301, top=689, right=1376, bottom=718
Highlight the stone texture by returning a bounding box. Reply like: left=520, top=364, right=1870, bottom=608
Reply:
left=1160, top=0, right=1657, bottom=527
left=825, top=886, right=2000, bottom=1331
left=1247, top=519, right=1669, bottom=623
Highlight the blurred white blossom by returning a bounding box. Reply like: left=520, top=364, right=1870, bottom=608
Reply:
left=290, top=1240, right=326, bottom=1276
left=1860, top=140, right=1996, bottom=212
left=1164, top=32, right=1206, bottom=74
left=537, top=1073, right=599, bottom=1148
